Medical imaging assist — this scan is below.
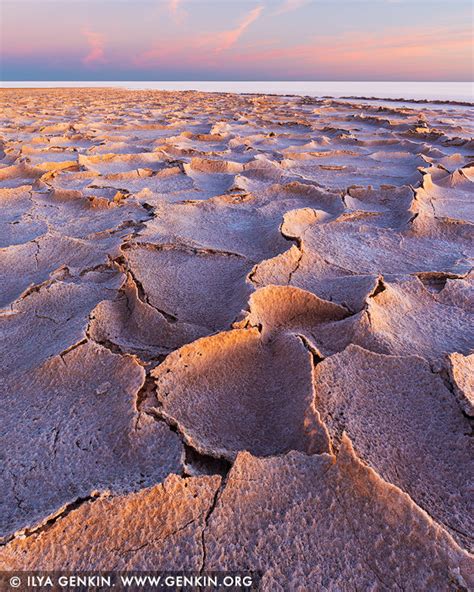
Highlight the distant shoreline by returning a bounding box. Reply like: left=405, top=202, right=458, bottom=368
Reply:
left=1, top=81, right=472, bottom=103
left=1, top=88, right=472, bottom=108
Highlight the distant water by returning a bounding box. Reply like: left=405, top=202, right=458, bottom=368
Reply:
left=2, top=81, right=472, bottom=103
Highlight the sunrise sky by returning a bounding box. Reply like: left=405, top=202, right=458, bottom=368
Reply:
left=1, top=0, right=472, bottom=81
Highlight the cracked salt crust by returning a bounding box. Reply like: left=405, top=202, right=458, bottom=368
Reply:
left=0, top=88, right=473, bottom=588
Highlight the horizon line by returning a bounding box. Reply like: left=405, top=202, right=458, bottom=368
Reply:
left=1, top=79, right=473, bottom=83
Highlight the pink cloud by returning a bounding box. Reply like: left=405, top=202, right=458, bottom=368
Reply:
left=169, top=0, right=186, bottom=23
left=133, top=21, right=471, bottom=81
left=229, top=25, right=473, bottom=79
left=215, top=6, right=263, bottom=52
left=169, top=0, right=180, bottom=14
left=276, top=0, right=311, bottom=15
left=81, top=28, right=106, bottom=66
left=136, top=5, right=264, bottom=68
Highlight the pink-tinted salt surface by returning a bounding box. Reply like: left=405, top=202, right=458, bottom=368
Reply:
left=0, top=89, right=473, bottom=590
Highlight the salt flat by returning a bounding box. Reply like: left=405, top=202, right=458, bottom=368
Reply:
left=0, top=88, right=473, bottom=589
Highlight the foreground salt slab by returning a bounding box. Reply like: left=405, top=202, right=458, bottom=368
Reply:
left=1, top=271, right=123, bottom=375
left=88, top=274, right=208, bottom=359
left=1, top=341, right=182, bottom=541
left=2, top=439, right=471, bottom=592
left=1, top=474, right=220, bottom=570
left=204, top=439, right=473, bottom=591
left=123, top=243, right=253, bottom=332
left=242, top=285, right=349, bottom=334
left=0, top=232, right=124, bottom=309
left=151, top=328, right=330, bottom=460
left=353, top=276, right=474, bottom=369
left=238, top=285, right=350, bottom=355
left=313, top=344, right=473, bottom=551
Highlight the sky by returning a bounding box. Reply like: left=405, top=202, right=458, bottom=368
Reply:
left=1, top=0, right=473, bottom=81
